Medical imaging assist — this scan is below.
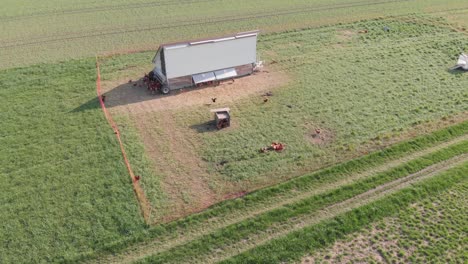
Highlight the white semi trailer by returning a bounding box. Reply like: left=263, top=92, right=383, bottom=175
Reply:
left=149, top=30, right=259, bottom=94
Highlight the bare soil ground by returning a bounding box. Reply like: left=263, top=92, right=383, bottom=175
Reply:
left=101, top=68, right=289, bottom=113
left=336, top=29, right=357, bottom=41
left=101, top=68, right=289, bottom=222
left=306, top=126, right=335, bottom=146
left=302, top=217, right=404, bottom=263
left=131, top=112, right=218, bottom=222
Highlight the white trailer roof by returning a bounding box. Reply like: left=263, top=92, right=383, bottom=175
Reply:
left=158, top=31, right=258, bottom=79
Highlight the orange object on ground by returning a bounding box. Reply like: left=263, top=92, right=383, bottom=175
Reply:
left=260, top=142, right=285, bottom=153
left=271, top=142, right=284, bottom=151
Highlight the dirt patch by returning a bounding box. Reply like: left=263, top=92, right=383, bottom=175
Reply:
left=100, top=68, right=289, bottom=221
left=333, top=29, right=357, bottom=49
left=101, top=67, right=289, bottom=114
left=305, top=127, right=335, bottom=146
left=302, top=219, right=400, bottom=264
left=336, top=29, right=356, bottom=41
left=101, top=68, right=289, bottom=222
left=128, top=111, right=220, bottom=223
left=223, top=191, right=248, bottom=200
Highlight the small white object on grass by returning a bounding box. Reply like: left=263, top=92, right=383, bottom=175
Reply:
left=456, top=53, right=468, bottom=70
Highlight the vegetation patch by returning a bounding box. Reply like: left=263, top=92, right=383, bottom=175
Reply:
left=0, top=59, right=154, bottom=263
left=305, top=180, right=467, bottom=263
left=221, top=163, right=468, bottom=264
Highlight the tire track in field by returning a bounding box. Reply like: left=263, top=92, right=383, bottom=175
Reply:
left=88, top=135, right=467, bottom=264
left=0, top=0, right=399, bottom=46
left=205, top=154, right=468, bottom=264
left=0, top=0, right=217, bottom=22
left=274, top=32, right=468, bottom=73
left=0, top=0, right=411, bottom=49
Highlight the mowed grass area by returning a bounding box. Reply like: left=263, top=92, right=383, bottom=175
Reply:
left=0, top=60, right=155, bottom=262
left=100, top=15, right=468, bottom=217
left=1, top=0, right=468, bottom=69
left=305, top=176, right=467, bottom=263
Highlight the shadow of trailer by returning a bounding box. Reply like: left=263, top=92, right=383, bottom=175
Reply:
left=148, top=30, right=261, bottom=94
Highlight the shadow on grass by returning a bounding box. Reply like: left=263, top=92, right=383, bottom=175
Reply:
left=71, top=97, right=100, bottom=112
left=72, top=77, right=221, bottom=112
left=190, top=120, right=219, bottom=133
left=72, top=77, right=150, bottom=112
left=447, top=68, right=467, bottom=75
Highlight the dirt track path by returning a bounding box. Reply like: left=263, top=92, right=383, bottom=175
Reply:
left=87, top=136, right=467, bottom=264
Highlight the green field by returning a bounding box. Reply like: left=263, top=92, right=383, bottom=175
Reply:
left=0, top=60, right=150, bottom=262
left=1, top=1, right=468, bottom=263
left=1, top=0, right=468, bottom=69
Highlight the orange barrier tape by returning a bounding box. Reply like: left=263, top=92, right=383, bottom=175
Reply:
left=95, top=57, right=153, bottom=223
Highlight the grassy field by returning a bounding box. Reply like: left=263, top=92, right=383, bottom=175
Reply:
left=1, top=1, right=468, bottom=263
left=0, top=53, right=465, bottom=263
left=98, top=15, right=468, bottom=221
left=80, top=120, right=467, bottom=262
left=0, top=59, right=152, bottom=262
left=1, top=0, right=468, bottom=69
left=305, top=179, right=467, bottom=263
left=87, top=137, right=467, bottom=263
left=221, top=163, right=468, bottom=264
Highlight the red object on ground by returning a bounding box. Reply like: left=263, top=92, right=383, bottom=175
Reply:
left=260, top=142, right=285, bottom=153
left=271, top=142, right=284, bottom=151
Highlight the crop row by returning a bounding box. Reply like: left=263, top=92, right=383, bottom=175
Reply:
left=0, top=0, right=409, bottom=49
left=3, top=0, right=467, bottom=69
left=223, top=162, right=467, bottom=263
